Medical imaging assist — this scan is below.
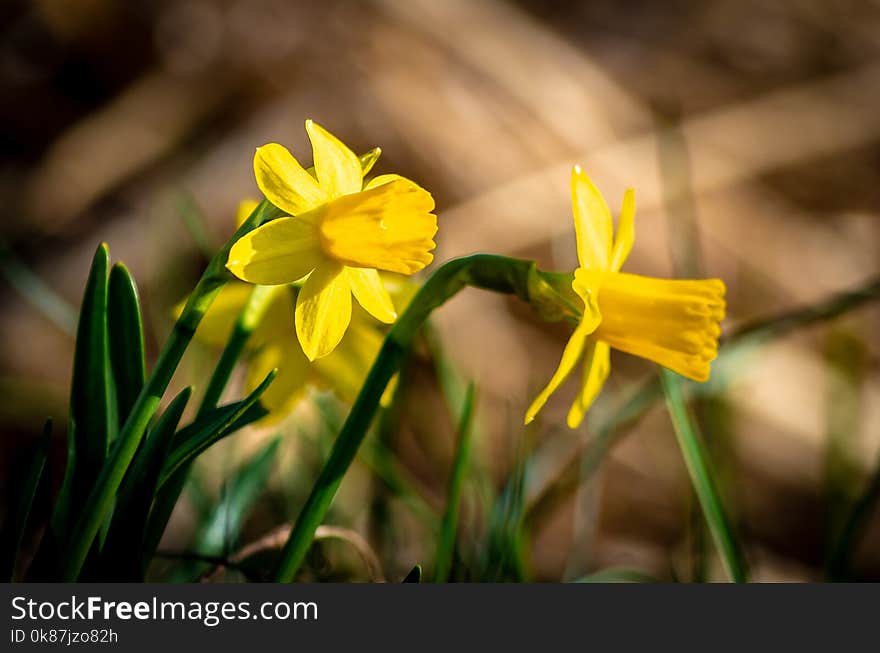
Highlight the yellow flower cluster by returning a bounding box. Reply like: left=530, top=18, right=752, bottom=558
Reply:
left=214, top=120, right=724, bottom=428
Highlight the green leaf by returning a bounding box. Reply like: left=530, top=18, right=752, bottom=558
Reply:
left=274, top=254, right=543, bottom=582
left=54, top=244, right=113, bottom=537
left=170, top=438, right=280, bottom=581
left=827, top=447, right=880, bottom=579
left=480, top=444, right=528, bottom=582
left=142, top=468, right=189, bottom=572
left=0, top=242, right=77, bottom=335
left=3, top=419, right=52, bottom=581
left=402, top=564, right=422, bottom=583
left=108, top=263, right=146, bottom=427
left=660, top=369, right=748, bottom=582
left=100, top=388, right=192, bottom=580
left=434, top=383, right=475, bottom=582
left=158, top=371, right=275, bottom=488
left=62, top=201, right=285, bottom=581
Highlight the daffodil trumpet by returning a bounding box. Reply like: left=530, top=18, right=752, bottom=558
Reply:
left=226, top=120, right=437, bottom=361
left=525, top=166, right=726, bottom=429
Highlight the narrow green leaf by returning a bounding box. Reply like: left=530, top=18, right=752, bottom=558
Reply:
left=100, top=388, right=192, bottom=579
left=434, top=383, right=475, bottom=582
left=660, top=369, right=748, bottom=582
left=170, top=438, right=280, bottom=581
left=62, top=200, right=283, bottom=581
left=0, top=242, right=77, bottom=335
left=55, top=244, right=113, bottom=538
left=3, top=419, right=52, bottom=581
left=827, top=450, right=880, bottom=580
left=402, top=564, right=422, bottom=583
left=142, top=468, right=189, bottom=572
left=108, top=263, right=146, bottom=426
left=176, top=193, right=217, bottom=260
left=158, top=372, right=275, bottom=488
left=274, top=254, right=539, bottom=582
left=480, top=444, right=528, bottom=582
left=198, top=285, right=276, bottom=416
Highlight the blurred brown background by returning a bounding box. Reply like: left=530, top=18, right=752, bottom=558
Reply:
left=1, top=0, right=879, bottom=581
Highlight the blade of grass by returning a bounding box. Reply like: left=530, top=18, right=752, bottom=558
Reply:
left=170, top=438, right=280, bottom=581
left=3, top=418, right=52, bottom=581
left=62, top=200, right=284, bottom=580
left=0, top=242, right=77, bottom=335
left=142, top=397, right=270, bottom=570
left=273, top=254, right=558, bottom=581
left=424, top=324, right=495, bottom=532
left=480, top=438, right=529, bottom=582
left=826, top=449, right=880, bottom=580
left=176, top=193, right=217, bottom=260
left=433, top=383, right=476, bottom=582
left=108, top=263, right=146, bottom=426
left=661, top=369, right=747, bottom=582
left=198, top=285, right=278, bottom=413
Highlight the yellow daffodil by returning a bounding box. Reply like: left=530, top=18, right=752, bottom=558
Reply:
left=192, top=280, right=402, bottom=424
left=226, top=120, right=437, bottom=361
left=525, top=166, right=726, bottom=429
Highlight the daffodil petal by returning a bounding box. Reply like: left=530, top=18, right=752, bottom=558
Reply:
left=295, top=261, right=352, bottom=360
left=254, top=143, right=325, bottom=215
left=226, top=215, right=323, bottom=285
left=319, top=179, right=437, bottom=274
left=314, top=321, right=384, bottom=404
left=610, top=189, right=635, bottom=272
left=347, top=267, right=397, bottom=323
left=571, top=165, right=612, bottom=270
left=594, top=272, right=725, bottom=382
left=306, top=119, right=363, bottom=199
left=524, top=312, right=600, bottom=425
left=364, top=173, right=410, bottom=190
left=566, top=340, right=611, bottom=428
left=235, top=198, right=261, bottom=229
left=246, top=341, right=311, bottom=423
left=185, top=283, right=252, bottom=348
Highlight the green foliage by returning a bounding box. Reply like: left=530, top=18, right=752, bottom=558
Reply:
left=2, top=419, right=52, bottom=581
left=100, top=388, right=191, bottom=580
left=56, top=244, right=114, bottom=541
left=402, top=564, right=422, bottom=583
left=107, top=263, right=146, bottom=427
left=15, top=215, right=282, bottom=581
left=169, top=439, right=280, bottom=582
left=433, top=383, right=476, bottom=582
left=7, top=210, right=880, bottom=584
left=661, top=369, right=748, bottom=582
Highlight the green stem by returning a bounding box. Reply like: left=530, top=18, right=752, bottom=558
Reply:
left=198, top=285, right=279, bottom=416
left=274, top=254, right=538, bottom=582
left=434, top=383, right=476, bottom=582
left=661, top=369, right=748, bottom=582
left=143, top=284, right=280, bottom=563
left=62, top=200, right=284, bottom=581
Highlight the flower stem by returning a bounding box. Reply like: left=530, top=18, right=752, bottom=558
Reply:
left=274, top=254, right=541, bottom=582
left=198, top=284, right=279, bottom=416
left=61, top=200, right=284, bottom=581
